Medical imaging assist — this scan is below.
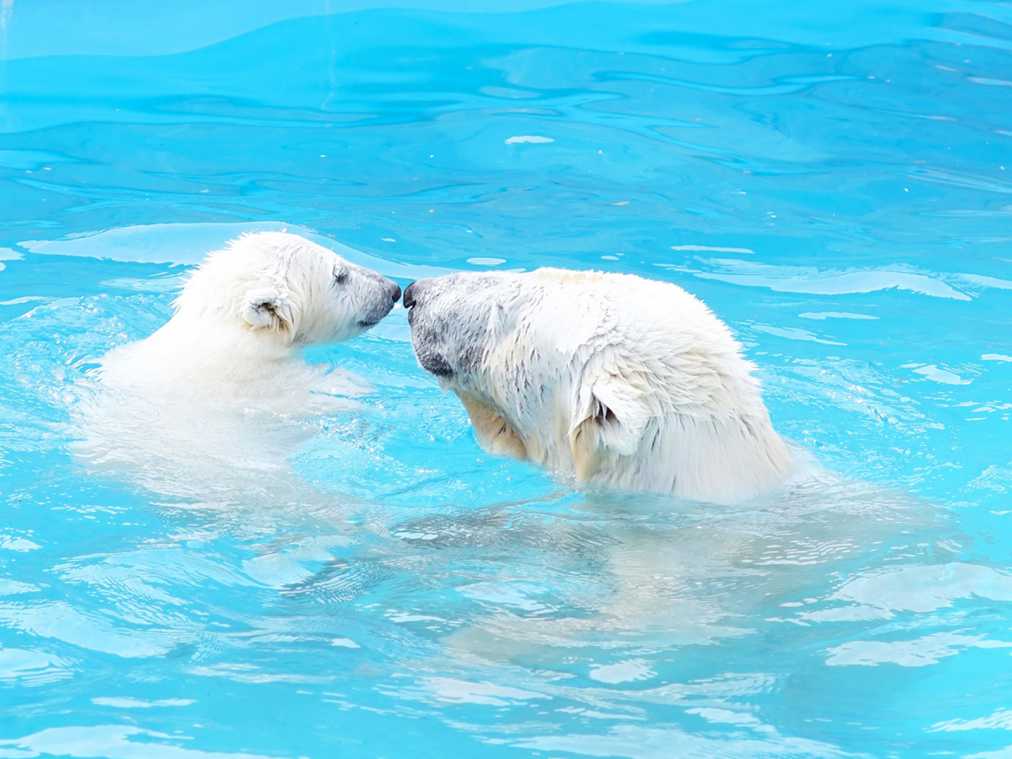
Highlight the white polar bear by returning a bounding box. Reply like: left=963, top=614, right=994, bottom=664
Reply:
left=403, top=268, right=793, bottom=505
left=99, top=231, right=401, bottom=401
left=74, top=231, right=401, bottom=502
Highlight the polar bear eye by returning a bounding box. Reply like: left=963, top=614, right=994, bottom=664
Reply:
left=333, top=268, right=349, bottom=286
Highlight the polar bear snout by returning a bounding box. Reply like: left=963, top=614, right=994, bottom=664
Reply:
left=401, top=276, right=476, bottom=379
left=402, top=276, right=466, bottom=306
left=352, top=269, right=401, bottom=328
left=386, top=280, right=402, bottom=305
left=401, top=281, right=418, bottom=310
left=401, top=278, right=438, bottom=329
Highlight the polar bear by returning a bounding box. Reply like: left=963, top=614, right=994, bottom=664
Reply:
left=73, top=231, right=401, bottom=502
left=98, top=231, right=401, bottom=398
left=403, top=268, right=794, bottom=505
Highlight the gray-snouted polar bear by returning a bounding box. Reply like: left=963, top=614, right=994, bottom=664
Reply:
left=403, top=268, right=793, bottom=505
left=75, top=231, right=401, bottom=502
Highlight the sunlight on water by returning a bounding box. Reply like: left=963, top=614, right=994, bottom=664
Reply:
left=2, top=2, right=1012, bottom=757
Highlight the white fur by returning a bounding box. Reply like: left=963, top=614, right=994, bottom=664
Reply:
left=99, top=231, right=399, bottom=397
left=74, top=231, right=399, bottom=501
left=405, top=268, right=793, bottom=504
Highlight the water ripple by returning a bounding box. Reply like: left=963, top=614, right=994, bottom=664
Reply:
left=1, top=2, right=1010, bottom=756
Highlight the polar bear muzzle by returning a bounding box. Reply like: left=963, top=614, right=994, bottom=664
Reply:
left=403, top=275, right=498, bottom=380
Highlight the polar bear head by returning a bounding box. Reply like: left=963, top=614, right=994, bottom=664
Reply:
left=174, top=232, right=401, bottom=346
left=403, top=268, right=792, bottom=503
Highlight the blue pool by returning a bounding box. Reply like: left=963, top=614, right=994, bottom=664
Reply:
left=2, top=1, right=1012, bottom=756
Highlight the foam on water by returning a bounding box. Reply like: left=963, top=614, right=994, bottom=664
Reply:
left=1, top=2, right=1012, bottom=757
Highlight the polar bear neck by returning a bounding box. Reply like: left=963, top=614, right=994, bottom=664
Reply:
left=486, top=356, right=792, bottom=505
left=164, top=309, right=295, bottom=362
left=101, top=310, right=301, bottom=397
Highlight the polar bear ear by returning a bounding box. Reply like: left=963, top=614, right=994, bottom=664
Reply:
left=588, top=377, right=651, bottom=456
left=241, top=288, right=296, bottom=335
left=571, top=375, right=651, bottom=467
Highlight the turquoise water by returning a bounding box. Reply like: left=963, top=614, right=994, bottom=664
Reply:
left=2, top=1, right=1012, bottom=756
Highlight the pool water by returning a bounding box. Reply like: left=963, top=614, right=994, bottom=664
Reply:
left=2, top=1, right=1012, bottom=756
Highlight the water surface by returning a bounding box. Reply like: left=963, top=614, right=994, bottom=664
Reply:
left=1, top=2, right=1012, bottom=757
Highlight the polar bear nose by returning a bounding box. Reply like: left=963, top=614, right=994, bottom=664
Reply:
left=402, top=282, right=418, bottom=309
left=388, top=281, right=402, bottom=304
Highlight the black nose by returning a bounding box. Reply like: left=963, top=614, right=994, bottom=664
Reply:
left=389, top=282, right=401, bottom=303
left=402, top=281, right=417, bottom=309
